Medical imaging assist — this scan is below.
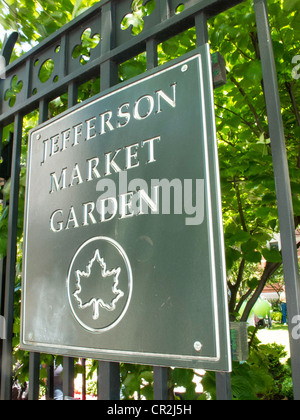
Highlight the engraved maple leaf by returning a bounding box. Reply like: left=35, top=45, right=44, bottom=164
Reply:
left=73, top=249, right=124, bottom=320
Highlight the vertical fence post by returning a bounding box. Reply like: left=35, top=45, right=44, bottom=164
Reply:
left=0, top=121, right=5, bottom=398
left=0, top=242, right=5, bottom=394
left=0, top=255, right=5, bottom=325
left=0, top=31, right=19, bottom=401
left=46, top=362, right=54, bottom=400
left=63, top=357, right=75, bottom=399
left=82, top=359, right=86, bottom=401
left=60, top=81, right=79, bottom=401
left=195, top=11, right=209, bottom=45
left=146, top=34, right=170, bottom=401
left=97, top=1, right=120, bottom=401
left=28, top=352, right=40, bottom=400
left=0, top=113, right=23, bottom=400
left=254, top=0, right=300, bottom=400
left=153, top=367, right=169, bottom=400
left=195, top=10, right=232, bottom=401
left=27, top=98, right=49, bottom=401
left=0, top=121, right=6, bottom=392
left=98, top=361, right=120, bottom=400
left=216, top=371, right=232, bottom=401
left=146, top=38, right=158, bottom=70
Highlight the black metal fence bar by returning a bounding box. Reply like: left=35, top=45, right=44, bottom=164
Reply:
left=82, top=359, right=86, bottom=400
left=145, top=13, right=170, bottom=400
left=0, top=112, right=23, bottom=400
left=0, top=128, right=11, bottom=397
left=46, top=362, right=55, bottom=400
left=98, top=361, right=120, bottom=400
left=63, top=357, right=75, bottom=399
left=27, top=86, right=51, bottom=401
left=28, top=352, right=40, bottom=400
left=194, top=10, right=233, bottom=401
left=0, top=133, right=6, bottom=391
left=216, top=371, right=232, bottom=401
left=97, top=1, right=121, bottom=401
left=0, top=246, right=5, bottom=394
left=153, top=367, right=169, bottom=400
left=59, top=78, right=81, bottom=403
left=254, top=0, right=300, bottom=399
left=0, top=0, right=247, bottom=128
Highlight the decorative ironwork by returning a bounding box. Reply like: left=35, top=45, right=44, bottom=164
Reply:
left=0, top=0, right=244, bottom=126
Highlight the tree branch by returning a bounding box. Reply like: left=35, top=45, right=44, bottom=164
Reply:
left=230, top=75, right=265, bottom=135
left=285, top=81, right=300, bottom=169
left=250, top=31, right=260, bottom=60
left=235, top=287, right=253, bottom=315
left=218, top=131, right=235, bottom=148
left=240, top=261, right=281, bottom=322
left=229, top=258, right=245, bottom=319
left=234, top=179, right=248, bottom=232
left=215, top=104, right=261, bottom=137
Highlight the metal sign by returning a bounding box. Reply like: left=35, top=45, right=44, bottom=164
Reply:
left=21, top=45, right=231, bottom=371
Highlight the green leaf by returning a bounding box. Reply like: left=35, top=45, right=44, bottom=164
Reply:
left=244, top=250, right=262, bottom=263
left=262, top=248, right=282, bottom=263
left=245, top=60, right=263, bottom=84
left=283, top=0, right=299, bottom=12
left=162, top=38, right=179, bottom=56
left=241, top=239, right=261, bottom=263
left=241, top=239, right=258, bottom=254
left=139, top=370, right=153, bottom=383
left=226, top=247, right=242, bottom=270
left=230, top=230, right=251, bottom=244
left=247, top=277, right=259, bottom=290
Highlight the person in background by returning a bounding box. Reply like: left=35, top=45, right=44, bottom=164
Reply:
left=54, top=364, right=63, bottom=400
left=280, top=286, right=287, bottom=326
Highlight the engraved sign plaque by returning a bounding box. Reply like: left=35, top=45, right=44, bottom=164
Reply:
left=21, top=45, right=231, bottom=371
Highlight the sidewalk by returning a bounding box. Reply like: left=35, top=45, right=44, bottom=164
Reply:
left=257, top=325, right=290, bottom=362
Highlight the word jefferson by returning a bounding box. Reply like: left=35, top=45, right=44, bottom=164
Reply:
left=40, top=83, right=177, bottom=166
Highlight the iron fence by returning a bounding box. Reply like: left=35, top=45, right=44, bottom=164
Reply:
left=0, top=0, right=299, bottom=400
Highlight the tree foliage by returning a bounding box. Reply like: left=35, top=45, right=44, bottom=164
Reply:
left=0, top=0, right=299, bottom=399
left=209, top=0, right=300, bottom=321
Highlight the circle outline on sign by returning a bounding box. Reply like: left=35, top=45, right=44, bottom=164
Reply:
left=67, top=236, right=133, bottom=333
